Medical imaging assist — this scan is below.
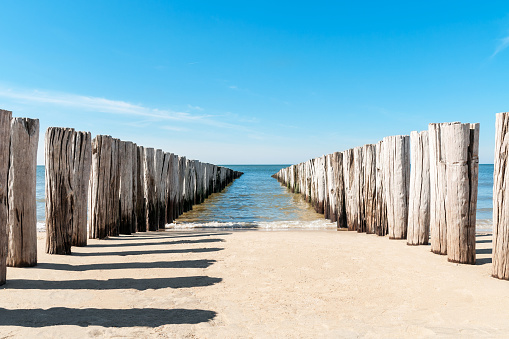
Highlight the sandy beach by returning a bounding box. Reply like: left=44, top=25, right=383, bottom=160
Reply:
left=0, top=229, right=508, bottom=338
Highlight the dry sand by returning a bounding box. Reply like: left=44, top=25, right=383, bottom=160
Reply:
left=0, top=229, right=508, bottom=338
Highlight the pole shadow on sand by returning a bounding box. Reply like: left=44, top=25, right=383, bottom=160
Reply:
left=0, top=307, right=217, bottom=327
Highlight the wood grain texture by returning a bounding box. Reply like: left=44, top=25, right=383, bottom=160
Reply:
left=443, top=122, right=479, bottom=264
left=45, top=127, right=75, bottom=255
left=429, top=123, right=449, bottom=254
left=144, top=148, right=157, bottom=231
left=0, top=110, right=12, bottom=284
left=383, top=135, right=410, bottom=240
left=375, top=140, right=388, bottom=236
left=407, top=131, right=430, bottom=246
left=7, top=118, right=39, bottom=266
left=71, top=131, right=91, bottom=247
left=494, top=113, right=509, bottom=279
left=119, top=141, right=133, bottom=235
left=363, top=144, right=377, bottom=234
left=89, top=135, right=112, bottom=239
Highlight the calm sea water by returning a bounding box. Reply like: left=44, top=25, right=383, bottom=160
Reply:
left=35, top=164, right=494, bottom=231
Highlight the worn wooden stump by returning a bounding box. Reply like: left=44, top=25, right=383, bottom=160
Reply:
left=333, top=152, right=347, bottom=228
left=131, top=143, right=138, bottom=233
left=0, top=110, right=12, bottom=284
left=136, top=146, right=146, bottom=232
left=71, top=131, right=91, bottom=247
left=375, top=140, right=388, bottom=236
left=343, top=149, right=358, bottom=231
left=7, top=118, right=39, bottom=267
left=158, top=152, right=170, bottom=229
left=383, top=135, right=410, bottom=240
left=429, top=123, right=449, bottom=254
left=443, top=123, right=479, bottom=264
left=107, top=138, right=120, bottom=236
left=45, top=127, right=75, bottom=255
left=89, top=135, right=112, bottom=239
left=493, top=113, right=509, bottom=279
left=119, top=141, right=133, bottom=235
left=363, top=144, right=376, bottom=234
left=144, top=148, right=157, bottom=231
left=407, top=131, right=430, bottom=246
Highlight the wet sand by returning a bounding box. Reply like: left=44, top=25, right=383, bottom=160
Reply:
left=0, top=229, right=508, bottom=338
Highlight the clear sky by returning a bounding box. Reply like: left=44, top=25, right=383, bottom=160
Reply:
left=0, top=1, right=507, bottom=164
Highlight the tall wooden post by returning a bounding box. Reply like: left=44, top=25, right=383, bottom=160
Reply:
left=407, top=131, right=430, bottom=245
left=333, top=152, right=347, bottom=228
left=45, top=127, right=75, bottom=255
left=119, top=141, right=133, bottom=234
left=131, top=143, right=138, bottom=233
left=136, top=146, right=146, bottom=232
left=7, top=118, right=39, bottom=267
left=0, top=110, right=12, bottom=284
left=89, top=135, right=112, bottom=239
left=363, top=144, right=376, bottom=234
left=71, top=131, right=91, bottom=247
left=144, top=148, right=157, bottom=231
left=383, top=135, right=410, bottom=240
left=343, top=149, right=358, bottom=231
left=429, top=123, right=449, bottom=254
left=107, top=138, right=120, bottom=236
left=354, top=147, right=364, bottom=232
left=375, top=140, right=388, bottom=236
left=443, top=122, right=479, bottom=264
left=494, top=113, right=509, bottom=279
left=158, top=152, right=170, bottom=229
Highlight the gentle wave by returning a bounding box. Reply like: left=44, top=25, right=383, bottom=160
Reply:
left=169, top=219, right=337, bottom=230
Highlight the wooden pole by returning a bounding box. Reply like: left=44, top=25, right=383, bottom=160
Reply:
left=0, top=110, right=11, bottom=284
left=443, top=122, right=479, bottom=264
left=136, top=146, right=146, bottom=232
left=119, top=141, right=133, bottom=235
left=158, top=152, right=170, bottom=229
left=407, top=131, right=430, bottom=245
left=375, top=140, right=388, bottom=236
left=45, top=127, right=75, bottom=255
left=363, top=144, right=376, bottom=234
left=383, top=135, right=410, bottom=240
left=144, top=148, right=157, bottom=231
left=333, top=152, right=347, bottom=228
left=71, top=131, right=91, bottom=247
left=493, top=113, right=509, bottom=279
left=343, top=149, right=358, bottom=231
left=429, top=123, right=448, bottom=254
left=89, top=135, right=112, bottom=239
left=131, top=143, right=138, bottom=233
left=7, top=118, right=39, bottom=267
left=107, top=138, right=120, bottom=236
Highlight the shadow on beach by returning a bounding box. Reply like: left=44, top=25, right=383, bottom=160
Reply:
left=71, top=247, right=224, bottom=257
left=475, top=233, right=493, bottom=265
left=36, top=259, right=216, bottom=271
left=4, top=276, right=222, bottom=290
left=85, top=238, right=224, bottom=248
left=0, top=307, right=216, bottom=327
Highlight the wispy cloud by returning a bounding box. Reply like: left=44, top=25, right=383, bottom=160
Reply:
left=0, top=86, right=266, bottom=134
left=492, top=36, right=509, bottom=58
left=161, top=125, right=189, bottom=132
left=187, top=104, right=203, bottom=111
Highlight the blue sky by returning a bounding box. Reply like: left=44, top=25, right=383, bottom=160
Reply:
left=0, top=1, right=507, bottom=164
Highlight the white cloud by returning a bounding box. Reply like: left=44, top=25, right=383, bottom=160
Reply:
left=161, top=125, right=189, bottom=132
left=492, top=36, right=509, bottom=58
left=187, top=104, right=204, bottom=111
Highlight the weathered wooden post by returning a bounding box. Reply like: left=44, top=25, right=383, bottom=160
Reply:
left=407, top=131, right=430, bottom=245
left=383, top=135, right=410, bottom=240
left=375, top=140, right=388, bottom=236
left=119, top=141, right=133, bottom=234
left=89, top=135, right=112, bottom=239
left=325, top=154, right=334, bottom=221
left=71, top=131, right=91, bottom=247
left=45, top=127, right=75, bottom=255
left=363, top=144, right=376, bottom=234
left=144, top=148, right=157, bottom=231
left=158, top=152, right=170, bottom=229
left=429, top=123, right=448, bottom=254
left=343, top=149, right=358, bottom=231
left=0, top=110, right=11, bottom=284
left=131, top=142, right=138, bottom=233
left=136, top=146, right=146, bottom=232
left=333, top=152, right=347, bottom=228
left=7, top=118, right=39, bottom=267
left=493, top=113, right=509, bottom=279
left=443, top=122, right=479, bottom=264
left=107, top=138, right=120, bottom=236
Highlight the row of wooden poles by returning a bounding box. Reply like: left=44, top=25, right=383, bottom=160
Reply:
left=0, top=109, right=243, bottom=286
left=273, top=122, right=481, bottom=265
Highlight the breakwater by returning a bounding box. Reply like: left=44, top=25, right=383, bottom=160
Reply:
left=0, top=109, right=242, bottom=285
left=273, top=122, right=484, bottom=267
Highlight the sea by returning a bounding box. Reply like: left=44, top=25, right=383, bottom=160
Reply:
left=35, top=164, right=494, bottom=232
